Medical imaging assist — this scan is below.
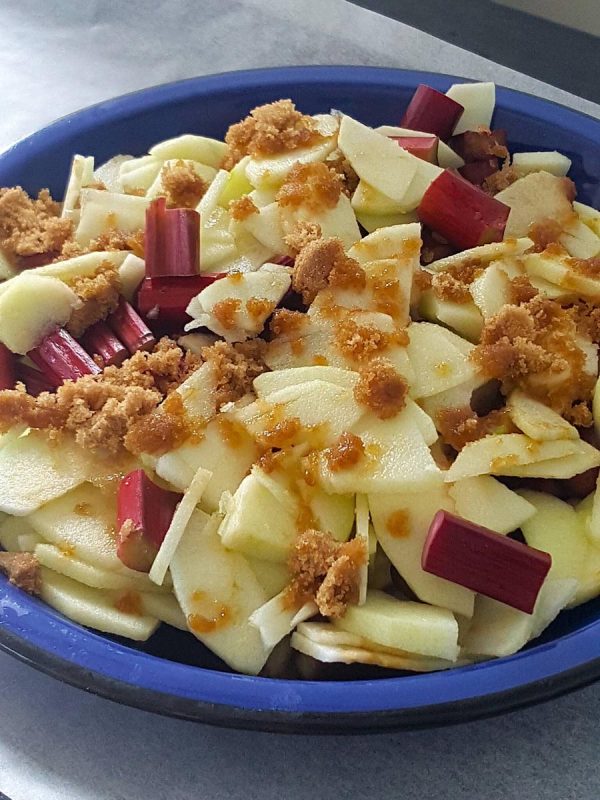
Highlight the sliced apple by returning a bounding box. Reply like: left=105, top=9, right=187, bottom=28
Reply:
left=406, top=322, right=476, bottom=398
left=369, top=485, right=475, bottom=617
left=62, top=155, right=95, bottom=220
left=0, top=515, right=40, bottom=553
left=249, top=591, right=317, bottom=650
left=254, top=365, right=358, bottom=396
left=33, top=250, right=128, bottom=282
left=39, top=567, right=159, bottom=641
left=375, top=125, right=465, bottom=169
left=507, top=390, right=578, bottom=441
left=149, top=133, right=228, bottom=169
left=495, top=171, right=574, bottom=239
left=522, top=249, right=600, bottom=300
left=427, top=237, right=532, bottom=273
left=445, top=81, right=495, bottom=135
left=574, top=201, right=600, bottom=237
left=512, top=151, right=571, bottom=178
left=469, top=263, right=512, bottom=319
left=75, top=189, right=150, bottom=245
left=236, top=201, right=287, bottom=254
left=419, top=290, right=484, bottom=342
left=118, top=156, right=162, bottom=194
left=245, top=138, right=337, bottom=189
left=559, top=218, right=600, bottom=259
left=280, top=191, right=361, bottom=251
left=333, top=589, right=459, bottom=661
left=170, top=511, right=270, bottom=674
left=352, top=179, right=406, bottom=216
left=448, top=475, right=536, bottom=534
left=246, top=557, right=290, bottom=597
left=355, top=210, right=419, bottom=234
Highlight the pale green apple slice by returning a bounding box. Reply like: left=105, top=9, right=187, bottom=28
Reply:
left=448, top=475, right=536, bottom=534
left=246, top=557, right=290, bottom=596
left=172, top=360, right=218, bottom=420
left=237, top=201, right=287, bottom=253
left=348, top=222, right=421, bottom=264
left=280, top=191, right=361, bottom=251
left=27, top=482, right=122, bottom=570
left=218, top=467, right=299, bottom=563
left=397, top=159, right=444, bottom=212
left=0, top=250, right=17, bottom=280
left=185, top=263, right=291, bottom=340
left=462, top=577, right=578, bottom=658
left=355, top=494, right=370, bottom=604
left=118, top=156, right=162, bottom=193
left=249, top=592, right=317, bottom=650
left=149, top=134, right=228, bottom=169
left=507, top=390, right=578, bottom=441
left=574, top=201, right=600, bottom=237
left=355, top=210, right=419, bottom=234
left=254, top=365, right=358, bottom=396
left=92, top=155, right=131, bottom=192
left=585, top=475, right=600, bottom=545
left=34, top=543, right=167, bottom=594
left=498, top=446, right=600, bottom=479
left=444, top=434, right=598, bottom=482
left=0, top=430, right=97, bottom=516
left=200, top=208, right=238, bottom=272
left=495, top=171, right=574, bottom=239
left=520, top=490, right=600, bottom=606
left=559, top=218, right=600, bottom=259
left=523, top=251, right=600, bottom=300
left=469, top=263, right=512, bottom=319
left=0, top=515, right=39, bottom=552
left=427, top=238, right=532, bottom=273
left=369, top=485, right=475, bottom=617
left=338, top=116, right=418, bottom=204
left=149, top=467, right=213, bottom=586
left=140, top=591, right=187, bottom=631
left=118, top=253, right=146, bottom=302
left=197, top=169, right=230, bottom=217
left=352, top=179, right=406, bottom=216
left=170, top=511, right=270, bottom=675
left=446, top=81, right=495, bottom=133
left=217, top=157, right=253, bottom=206
left=62, top=154, right=95, bottom=220
left=406, top=322, right=476, bottom=398
left=512, top=150, right=571, bottom=178
left=0, top=273, right=80, bottom=353
left=147, top=160, right=218, bottom=201
left=419, top=290, right=484, bottom=343
left=308, top=489, right=355, bottom=542
left=75, top=189, right=150, bottom=245
left=33, top=250, right=129, bottom=282
left=40, top=567, right=159, bottom=641
left=245, top=138, right=337, bottom=189
left=333, top=590, right=459, bottom=661
left=419, top=374, right=489, bottom=427
left=594, top=378, right=600, bottom=440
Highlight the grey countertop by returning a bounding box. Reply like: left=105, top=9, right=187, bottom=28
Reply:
left=1, top=1, right=600, bottom=798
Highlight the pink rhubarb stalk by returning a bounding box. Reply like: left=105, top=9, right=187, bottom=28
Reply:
left=106, top=298, right=156, bottom=354
left=80, top=321, right=128, bottom=367
left=400, top=85, right=464, bottom=140
left=145, top=197, right=200, bottom=278
left=0, top=343, right=15, bottom=390
left=136, top=273, right=225, bottom=327
left=28, top=328, right=101, bottom=384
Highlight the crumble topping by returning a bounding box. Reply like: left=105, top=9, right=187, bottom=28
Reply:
left=353, top=358, right=408, bottom=419
left=59, top=228, right=145, bottom=261
left=229, top=195, right=258, bottom=222
left=212, top=298, right=241, bottom=330
left=0, top=552, right=41, bottom=595
left=223, top=99, right=319, bottom=168
left=65, top=262, right=122, bottom=337
left=436, top=406, right=514, bottom=451
left=509, top=275, right=538, bottom=305
left=324, top=431, right=365, bottom=472
left=246, top=297, right=276, bottom=320
left=268, top=308, right=307, bottom=339
left=201, top=339, right=268, bottom=408
left=527, top=218, right=565, bottom=252
left=160, top=160, right=207, bottom=208
left=284, top=220, right=322, bottom=255
left=325, top=151, right=360, bottom=197
left=292, top=236, right=364, bottom=304
left=285, top=529, right=365, bottom=618
left=483, top=163, right=519, bottom=195
left=0, top=187, right=73, bottom=264
left=276, top=161, right=342, bottom=213
left=431, top=271, right=472, bottom=304
left=334, top=316, right=407, bottom=362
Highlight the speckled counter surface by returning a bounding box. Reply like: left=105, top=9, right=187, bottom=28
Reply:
left=1, top=2, right=599, bottom=798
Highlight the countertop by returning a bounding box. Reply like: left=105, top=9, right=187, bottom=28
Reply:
left=1, top=1, right=599, bottom=798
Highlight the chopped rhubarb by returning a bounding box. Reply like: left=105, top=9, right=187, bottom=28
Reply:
left=400, top=85, right=464, bottom=140
left=0, top=343, right=15, bottom=390
left=137, top=273, right=225, bottom=327
left=28, top=328, right=101, bottom=384
left=422, top=510, right=551, bottom=613
left=106, top=298, right=156, bottom=354
left=448, top=130, right=508, bottom=163
left=16, top=363, right=57, bottom=395
left=145, top=196, right=200, bottom=278
left=390, top=135, right=439, bottom=163
left=80, top=321, right=128, bottom=367
left=271, top=255, right=295, bottom=267
left=418, top=169, right=510, bottom=250
left=459, top=158, right=500, bottom=186
left=116, top=469, right=181, bottom=572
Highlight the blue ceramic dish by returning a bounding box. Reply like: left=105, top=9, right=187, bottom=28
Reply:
left=1, top=67, right=600, bottom=733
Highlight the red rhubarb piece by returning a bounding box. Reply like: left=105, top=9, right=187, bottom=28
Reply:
left=28, top=328, right=101, bottom=384
left=137, top=273, right=225, bottom=327
left=116, top=469, right=181, bottom=572
left=0, top=343, right=15, bottom=390
left=459, top=158, right=500, bottom=186
left=422, top=510, right=551, bottom=614
left=80, top=321, right=128, bottom=367
left=106, top=298, right=156, bottom=354
left=390, top=135, right=439, bottom=163
left=145, top=197, right=200, bottom=278
left=16, top=363, right=56, bottom=395
left=418, top=169, right=510, bottom=250
left=400, top=85, right=464, bottom=141
left=271, top=255, right=295, bottom=267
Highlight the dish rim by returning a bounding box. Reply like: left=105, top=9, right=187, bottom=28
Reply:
left=1, top=64, right=599, bottom=733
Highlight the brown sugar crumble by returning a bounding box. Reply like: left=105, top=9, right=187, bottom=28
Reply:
left=325, top=151, right=360, bottom=197
left=59, top=228, right=145, bottom=261
left=285, top=529, right=365, bottom=618
left=201, top=339, right=268, bottom=408
left=334, top=315, right=407, bottom=363
left=229, top=195, right=258, bottom=222
left=212, top=298, right=241, bottom=330
left=0, top=552, right=41, bottom=595
left=276, top=162, right=342, bottom=213
left=161, top=160, right=207, bottom=208
left=246, top=297, right=276, bottom=320
left=323, top=431, right=365, bottom=472
left=0, top=187, right=73, bottom=265
left=268, top=308, right=307, bottom=339
left=509, top=275, right=538, bottom=305
left=284, top=220, right=322, bottom=255
left=527, top=218, right=565, bottom=252
left=437, top=406, right=514, bottom=450
left=65, top=262, right=122, bottom=337
left=353, top=358, right=408, bottom=419
left=431, top=271, right=472, bottom=304
left=483, top=163, right=519, bottom=195
left=292, top=236, right=365, bottom=304
left=223, top=99, right=319, bottom=168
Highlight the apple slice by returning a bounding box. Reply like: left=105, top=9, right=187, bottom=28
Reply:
left=594, top=377, right=600, bottom=440
left=427, top=237, right=532, bottom=273
left=418, top=169, right=510, bottom=250
left=254, top=365, right=358, bottom=396
left=39, top=567, right=159, bottom=641
left=33, top=250, right=128, bottom=283
left=351, top=180, right=406, bottom=216
left=376, top=125, right=465, bottom=169
left=522, top=250, right=600, bottom=301
left=445, top=82, right=495, bottom=134
left=495, top=171, right=574, bottom=238
left=449, top=475, right=536, bottom=534
left=400, top=85, right=463, bottom=139
left=512, top=150, right=572, bottom=178
left=0, top=516, right=41, bottom=553
left=462, top=577, right=578, bottom=658
left=218, top=156, right=254, bottom=206
left=333, top=589, right=459, bottom=661
left=369, top=485, right=475, bottom=617
left=245, top=138, right=338, bottom=189
left=118, top=155, right=162, bottom=194
left=507, top=390, right=578, bottom=441
left=149, top=133, right=228, bottom=169
left=169, top=510, right=270, bottom=675
left=249, top=591, right=317, bottom=650
left=247, top=557, right=290, bottom=597
left=406, top=321, right=476, bottom=398
left=559, top=218, right=600, bottom=259
left=574, top=201, right=600, bottom=237
left=75, top=189, right=150, bottom=245
left=419, top=290, right=484, bottom=343
left=468, top=262, right=512, bottom=319
left=61, top=155, right=95, bottom=221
